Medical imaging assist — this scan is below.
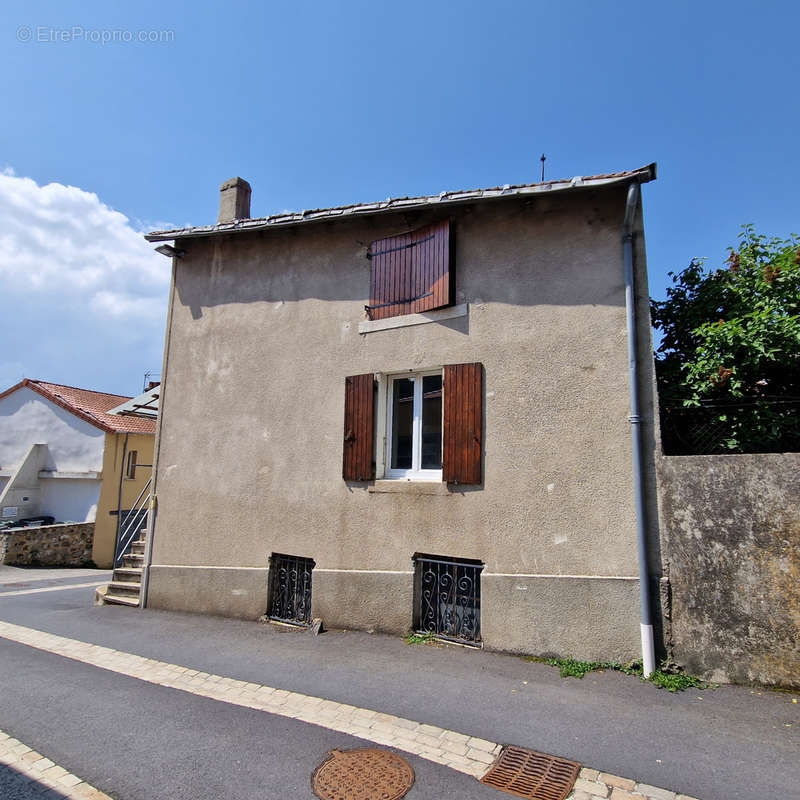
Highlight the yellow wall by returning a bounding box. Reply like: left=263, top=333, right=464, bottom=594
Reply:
left=93, top=432, right=155, bottom=568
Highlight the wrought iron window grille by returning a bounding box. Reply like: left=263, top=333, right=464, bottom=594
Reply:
left=413, top=554, right=483, bottom=645
left=268, top=553, right=315, bottom=626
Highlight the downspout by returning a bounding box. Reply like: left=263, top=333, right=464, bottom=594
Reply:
left=623, top=181, right=656, bottom=678
left=113, top=433, right=129, bottom=567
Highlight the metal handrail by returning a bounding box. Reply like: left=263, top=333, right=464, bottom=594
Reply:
left=114, top=477, right=152, bottom=566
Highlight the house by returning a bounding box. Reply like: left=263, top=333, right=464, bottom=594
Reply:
left=142, top=165, right=662, bottom=664
left=0, top=379, right=156, bottom=567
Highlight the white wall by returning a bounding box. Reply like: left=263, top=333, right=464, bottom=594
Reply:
left=0, top=387, right=105, bottom=473
left=39, top=478, right=100, bottom=522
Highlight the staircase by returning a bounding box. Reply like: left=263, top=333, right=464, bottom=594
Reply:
left=102, top=529, right=146, bottom=607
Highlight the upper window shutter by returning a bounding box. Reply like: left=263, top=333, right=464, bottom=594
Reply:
left=442, top=363, right=483, bottom=485
left=342, top=373, right=375, bottom=481
left=367, top=219, right=451, bottom=320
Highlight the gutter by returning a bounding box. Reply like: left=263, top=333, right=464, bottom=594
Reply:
left=623, top=180, right=656, bottom=678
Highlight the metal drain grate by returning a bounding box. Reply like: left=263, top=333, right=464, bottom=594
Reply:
left=312, top=748, right=415, bottom=800
left=480, top=746, right=580, bottom=800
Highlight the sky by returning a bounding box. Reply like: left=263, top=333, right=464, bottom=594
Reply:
left=1, top=0, right=798, bottom=397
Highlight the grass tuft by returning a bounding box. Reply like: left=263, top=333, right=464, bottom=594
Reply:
left=403, top=631, right=438, bottom=646
left=523, top=655, right=709, bottom=691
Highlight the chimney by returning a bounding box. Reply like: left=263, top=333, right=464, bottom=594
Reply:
left=218, top=177, right=251, bottom=223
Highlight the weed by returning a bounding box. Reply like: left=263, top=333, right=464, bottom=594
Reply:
left=523, top=654, right=709, bottom=692
left=403, top=631, right=438, bottom=646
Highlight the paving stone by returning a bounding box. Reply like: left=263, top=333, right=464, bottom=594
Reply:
left=635, top=784, right=675, bottom=800
left=580, top=768, right=601, bottom=781
left=467, top=736, right=497, bottom=753
left=573, top=777, right=610, bottom=797
left=441, top=730, right=470, bottom=744
left=41, top=765, right=67, bottom=780
left=600, top=774, right=637, bottom=791
left=609, top=789, right=647, bottom=800
left=466, top=747, right=496, bottom=764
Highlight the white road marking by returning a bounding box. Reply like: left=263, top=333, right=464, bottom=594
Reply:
left=0, top=581, right=106, bottom=597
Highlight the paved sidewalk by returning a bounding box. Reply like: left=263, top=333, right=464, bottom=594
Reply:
left=0, top=729, right=110, bottom=800
left=0, top=620, right=696, bottom=800
left=0, top=582, right=797, bottom=800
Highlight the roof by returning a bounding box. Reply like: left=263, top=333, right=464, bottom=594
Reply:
left=107, top=385, right=160, bottom=419
left=146, top=163, right=657, bottom=242
left=0, top=379, right=156, bottom=435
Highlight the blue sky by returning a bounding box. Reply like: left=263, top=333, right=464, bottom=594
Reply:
left=2, top=1, right=798, bottom=395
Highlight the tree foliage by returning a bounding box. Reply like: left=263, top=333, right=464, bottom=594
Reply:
left=651, top=225, right=800, bottom=452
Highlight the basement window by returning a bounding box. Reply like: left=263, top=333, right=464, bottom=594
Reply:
left=268, top=553, right=315, bottom=626
left=413, top=553, right=483, bottom=645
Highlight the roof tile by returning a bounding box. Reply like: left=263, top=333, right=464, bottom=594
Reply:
left=0, top=380, right=156, bottom=435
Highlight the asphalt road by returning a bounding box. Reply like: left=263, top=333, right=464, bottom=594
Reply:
left=0, top=573, right=797, bottom=800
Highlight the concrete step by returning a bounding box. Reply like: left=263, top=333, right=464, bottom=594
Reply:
left=103, top=593, right=140, bottom=608
left=107, top=581, right=141, bottom=597
left=111, top=567, right=142, bottom=583
left=130, top=542, right=145, bottom=555
left=123, top=553, right=144, bottom=568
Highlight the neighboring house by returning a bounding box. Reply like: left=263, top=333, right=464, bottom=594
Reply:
left=0, top=380, right=156, bottom=568
left=143, top=165, right=661, bottom=664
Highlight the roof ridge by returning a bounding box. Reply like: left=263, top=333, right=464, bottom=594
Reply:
left=31, top=379, right=132, bottom=400
left=146, top=163, right=656, bottom=242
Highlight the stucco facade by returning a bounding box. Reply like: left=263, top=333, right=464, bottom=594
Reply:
left=93, top=431, right=155, bottom=568
left=0, top=385, right=105, bottom=523
left=0, top=381, right=155, bottom=566
left=146, top=169, right=660, bottom=662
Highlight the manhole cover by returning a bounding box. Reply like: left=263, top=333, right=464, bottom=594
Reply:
left=312, top=748, right=415, bottom=800
left=479, top=745, right=580, bottom=800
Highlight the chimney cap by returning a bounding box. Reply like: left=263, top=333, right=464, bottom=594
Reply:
left=220, top=176, right=251, bottom=192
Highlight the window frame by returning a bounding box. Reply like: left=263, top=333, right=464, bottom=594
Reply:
left=125, top=450, right=137, bottom=480
left=383, top=368, right=443, bottom=482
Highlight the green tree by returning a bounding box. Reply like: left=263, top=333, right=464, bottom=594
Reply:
left=651, top=225, right=800, bottom=452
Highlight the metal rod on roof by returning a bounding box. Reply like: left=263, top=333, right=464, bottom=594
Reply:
left=540, top=154, right=546, bottom=182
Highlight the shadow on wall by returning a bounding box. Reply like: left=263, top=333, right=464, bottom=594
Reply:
left=173, top=189, right=632, bottom=321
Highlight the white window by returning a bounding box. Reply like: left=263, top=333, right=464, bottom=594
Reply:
left=125, top=450, right=137, bottom=480
left=384, top=370, right=443, bottom=481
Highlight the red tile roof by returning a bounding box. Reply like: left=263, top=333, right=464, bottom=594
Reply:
left=0, top=379, right=156, bottom=435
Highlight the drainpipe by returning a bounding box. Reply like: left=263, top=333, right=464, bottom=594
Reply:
left=623, top=181, right=656, bottom=678
left=112, top=433, right=129, bottom=567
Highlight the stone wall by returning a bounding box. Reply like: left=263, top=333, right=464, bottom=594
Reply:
left=657, top=453, right=800, bottom=687
left=0, top=522, right=95, bottom=567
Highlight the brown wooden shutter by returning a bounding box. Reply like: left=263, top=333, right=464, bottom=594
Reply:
left=442, top=363, right=482, bottom=485
left=342, top=373, right=375, bottom=481
left=367, top=219, right=451, bottom=320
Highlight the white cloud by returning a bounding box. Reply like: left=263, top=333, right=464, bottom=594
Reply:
left=0, top=171, right=169, bottom=319
left=0, top=170, right=172, bottom=394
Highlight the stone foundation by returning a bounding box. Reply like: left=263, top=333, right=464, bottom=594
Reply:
left=0, top=522, right=95, bottom=567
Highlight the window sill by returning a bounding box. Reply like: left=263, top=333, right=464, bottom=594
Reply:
left=369, top=480, right=450, bottom=495
left=359, top=303, right=468, bottom=334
